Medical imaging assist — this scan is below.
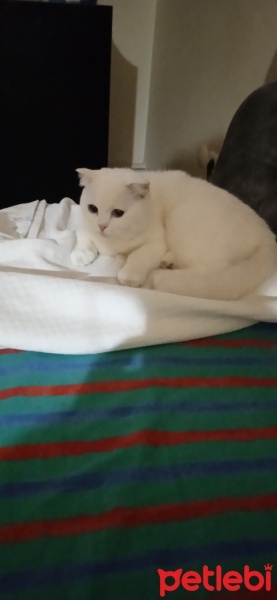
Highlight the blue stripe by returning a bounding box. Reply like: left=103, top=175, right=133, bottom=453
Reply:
left=1, top=355, right=277, bottom=377
left=0, top=538, right=276, bottom=592
left=1, top=458, right=277, bottom=499
left=0, top=397, right=276, bottom=428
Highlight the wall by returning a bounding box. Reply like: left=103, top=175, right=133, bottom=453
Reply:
left=14, top=1, right=277, bottom=172
left=98, top=0, right=157, bottom=168
left=145, top=0, right=277, bottom=175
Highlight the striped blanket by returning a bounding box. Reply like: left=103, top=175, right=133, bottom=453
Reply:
left=0, top=322, right=277, bottom=599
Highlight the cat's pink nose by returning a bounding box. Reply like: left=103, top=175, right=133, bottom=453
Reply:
left=99, top=224, right=108, bottom=232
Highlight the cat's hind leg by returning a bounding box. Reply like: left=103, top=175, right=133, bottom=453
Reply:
left=152, top=267, right=213, bottom=297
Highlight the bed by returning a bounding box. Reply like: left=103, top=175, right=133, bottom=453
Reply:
left=0, top=322, right=277, bottom=599
left=0, top=199, right=277, bottom=600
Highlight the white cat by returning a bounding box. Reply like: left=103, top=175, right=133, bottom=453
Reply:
left=71, top=167, right=277, bottom=300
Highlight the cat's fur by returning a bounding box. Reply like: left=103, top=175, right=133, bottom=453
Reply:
left=71, top=167, right=277, bottom=300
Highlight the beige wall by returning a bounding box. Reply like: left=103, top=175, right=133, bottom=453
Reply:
left=98, top=0, right=157, bottom=168
left=145, top=0, right=277, bottom=175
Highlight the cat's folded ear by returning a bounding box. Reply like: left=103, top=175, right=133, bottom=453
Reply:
left=76, top=168, right=95, bottom=187
left=126, top=182, right=150, bottom=199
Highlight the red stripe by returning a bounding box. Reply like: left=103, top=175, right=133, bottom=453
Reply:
left=185, top=339, right=277, bottom=348
left=1, top=376, right=277, bottom=401
left=1, top=427, right=276, bottom=461
left=0, top=349, right=22, bottom=355
left=0, top=494, right=276, bottom=544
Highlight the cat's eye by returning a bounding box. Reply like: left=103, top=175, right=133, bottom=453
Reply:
left=88, top=204, right=98, bottom=214
left=112, top=209, right=125, bottom=218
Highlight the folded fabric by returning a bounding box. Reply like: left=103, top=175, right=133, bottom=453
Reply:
left=1, top=198, right=277, bottom=354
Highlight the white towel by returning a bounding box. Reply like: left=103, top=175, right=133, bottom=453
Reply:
left=1, top=198, right=277, bottom=354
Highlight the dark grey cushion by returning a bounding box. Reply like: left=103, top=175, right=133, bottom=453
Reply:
left=210, top=82, right=277, bottom=236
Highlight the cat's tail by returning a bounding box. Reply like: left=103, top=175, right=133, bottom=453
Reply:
left=152, top=243, right=277, bottom=300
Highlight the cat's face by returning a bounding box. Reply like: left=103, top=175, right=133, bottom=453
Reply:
left=77, top=168, right=151, bottom=240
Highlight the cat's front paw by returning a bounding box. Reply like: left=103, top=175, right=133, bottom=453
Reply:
left=118, top=266, right=145, bottom=288
left=71, top=247, right=97, bottom=267
left=152, top=269, right=164, bottom=288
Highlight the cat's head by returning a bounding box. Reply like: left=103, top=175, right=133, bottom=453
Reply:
left=77, top=168, right=151, bottom=239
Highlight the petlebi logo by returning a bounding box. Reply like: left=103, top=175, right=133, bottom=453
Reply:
left=158, top=564, right=273, bottom=596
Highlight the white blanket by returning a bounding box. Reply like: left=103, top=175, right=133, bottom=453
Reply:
left=1, top=198, right=277, bottom=354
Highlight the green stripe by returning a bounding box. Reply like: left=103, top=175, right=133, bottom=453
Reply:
left=1, top=511, right=276, bottom=572
left=1, top=439, right=276, bottom=483
left=1, top=472, right=277, bottom=525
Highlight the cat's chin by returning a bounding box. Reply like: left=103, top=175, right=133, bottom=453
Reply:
left=96, top=229, right=116, bottom=240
